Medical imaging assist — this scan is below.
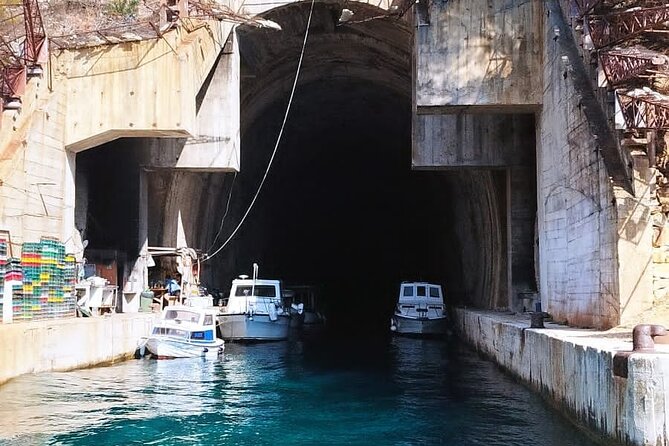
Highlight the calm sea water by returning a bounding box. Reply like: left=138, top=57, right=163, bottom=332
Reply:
left=0, top=335, right=598, bottom=446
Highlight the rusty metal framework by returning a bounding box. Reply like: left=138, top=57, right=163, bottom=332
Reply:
left=0, top=0, right=46, bottom=114
left=600, top=46, right=669, bottom=86
left=618, top=89, right=669, bottom=129
left=587, top=5, right=669, bottom=49
left=0, top=3, right=25, bottom=118
left=578, top=2, right=669, bottom=132
left=572, top=0, right=605, bottom=16
left=22, top=0, right=48, bottom=68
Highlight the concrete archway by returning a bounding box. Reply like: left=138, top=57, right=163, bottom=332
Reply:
left=187, top=1, right=513, bottom=333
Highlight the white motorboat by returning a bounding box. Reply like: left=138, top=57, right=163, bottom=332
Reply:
left=141, top=306, right=224, bottom=359
left=219, top=267, right=290, bottom=341
left=390, top=282, right=447, bottom=336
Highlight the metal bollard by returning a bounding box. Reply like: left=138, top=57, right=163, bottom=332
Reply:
left=632, top=324, right=668, bottom=352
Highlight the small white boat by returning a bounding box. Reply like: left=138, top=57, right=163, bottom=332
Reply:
left=219, top=266, right=290, bottom=341
left=390, top=282, right=447, bottom=336
left=142, top=306, right=224, bottom=359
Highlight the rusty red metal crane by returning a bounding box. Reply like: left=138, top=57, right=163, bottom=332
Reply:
left=0, top=0, right=47, bottom=124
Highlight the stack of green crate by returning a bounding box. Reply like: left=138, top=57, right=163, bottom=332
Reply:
left=18, top=238, right=76, bottom=321
left=5, top=258, right=24, bottom=321
left=64, top=254, right=76, bottom=316
left=21, top=242, right=42, bottom=321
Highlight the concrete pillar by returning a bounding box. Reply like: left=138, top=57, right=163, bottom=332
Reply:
left=121, top=169, right=149, bottom=313
left=62, top=150, right=79, bottom=255
left=173, top=33, right=241, bottom=171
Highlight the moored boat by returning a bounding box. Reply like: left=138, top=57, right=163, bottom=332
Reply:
left=218, top=267, right=290, bottom=341
left=390, top=282, right=447, bottom=336
left=141, top=306, right=224, bottom=359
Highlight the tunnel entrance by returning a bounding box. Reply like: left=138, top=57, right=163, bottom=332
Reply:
left=72, top=1, right=538, bottom=333
left=223, top=79, right=458, bottom=333
left=75, top=140, right=143, bottom=289
left=204, top=1, right=537, bottom=334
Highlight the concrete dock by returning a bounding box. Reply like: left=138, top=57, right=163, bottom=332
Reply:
left=0, top=313, right=155, bottom=386
left=455, top=308, right=669, bottom=445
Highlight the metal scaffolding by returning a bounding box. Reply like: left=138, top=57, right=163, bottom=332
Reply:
left=599, top=46, right=669, bottom=86
left=575, top=1, right=669, bottom=132
left=586, top=5, right=669, bottom=49
left=618, top=89, right=669, bottom=129
left=0, top=0, right=46, bottom=115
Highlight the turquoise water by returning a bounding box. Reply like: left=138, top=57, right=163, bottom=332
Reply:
left=0, top=336, right=599, bottom=446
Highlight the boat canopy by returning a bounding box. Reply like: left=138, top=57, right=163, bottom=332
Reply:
left=399, top=282, right=444, bottom=304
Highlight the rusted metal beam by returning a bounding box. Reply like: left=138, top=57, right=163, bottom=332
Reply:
left=618, top=89, right=669, bottom=129
left=23, top=0, right=47, bottom=67
left=600, top=47, right=669, bottom=86
left=588, top=5, right=669, bottom=49
left=0, top=64, right=26, bottom=99
left=572, top=0, right=604, bottom=16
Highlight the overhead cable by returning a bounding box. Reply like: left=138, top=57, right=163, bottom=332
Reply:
left=204, top=0, right=315, bottom=262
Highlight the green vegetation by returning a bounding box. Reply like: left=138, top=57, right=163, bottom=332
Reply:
left=106, top=0, right=140, bottom=17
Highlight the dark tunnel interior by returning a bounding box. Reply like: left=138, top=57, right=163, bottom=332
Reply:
left=72, top=2, right=535, bottom=338
left=216, top=79, right=460, bottom=334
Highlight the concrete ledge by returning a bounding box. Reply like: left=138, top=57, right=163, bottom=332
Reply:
left=0, top=313, right=155, bottom=386
left=454, top=309, right=669, bottom=446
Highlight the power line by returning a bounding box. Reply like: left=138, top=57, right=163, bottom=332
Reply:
left=204, top=0, right=316, bottom=262
left=206, top=171, right=237, bottom=253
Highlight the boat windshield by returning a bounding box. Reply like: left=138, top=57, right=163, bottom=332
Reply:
left=235, top=285, right=276, bottom=297
left=152, top=327, right=189, bottom=338
left=164, top=309, right=201, bottom=323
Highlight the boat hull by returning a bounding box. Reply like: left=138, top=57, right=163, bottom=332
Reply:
left=145, top=336, right=224, bottom=359
left=391, top=314, right=447, bottom=336
left=218, top=313, right=290, bottom=341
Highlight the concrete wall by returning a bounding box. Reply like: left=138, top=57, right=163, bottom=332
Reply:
left=0, top=77, right=74, bottom=250
left=538, top=6, right=619, bottom=327
left=446, top=171, right=508, bottom=309
left=57, top=20, right=234, bottom=154
left=414, top=0, right=542, bottom=111
left=412, top=113, right=534, bottom=168
left=241, top=0, right=394, bottom=19
left=454, top=309, right=669, bottom=446
left=0, top=314, right=154, bottom=385
left=1, top=16, right=239, bottom=258
left=537, top=1, right=653, bottom=329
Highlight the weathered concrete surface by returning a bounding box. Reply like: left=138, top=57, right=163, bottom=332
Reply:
left=0, top=314, right=154, bottom=386
left=415, top=0, right=543, bottom=111
left=455, top=309, right=669, bottom=446
left=0, top=17, right=239, bottom=256
left=412, top=113, right=535, bottom=168
left=537, top=0, right=653, bottom=329
left=56, top=19, right=237, bottom=156
left=0, top=76, right=74, bottom=250
left=446, top=172, right=508, bottom=309
left=241, top=0, right=394, bottom=18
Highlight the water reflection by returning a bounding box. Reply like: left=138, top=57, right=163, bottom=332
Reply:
left=0, top=338, right=598, bottom=446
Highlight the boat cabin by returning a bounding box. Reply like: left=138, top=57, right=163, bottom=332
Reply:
left=396, top=282, right=445, bottom=319
left=152, top=306, right=217, bottom=342
left=225, top=278, right=283, bottom=315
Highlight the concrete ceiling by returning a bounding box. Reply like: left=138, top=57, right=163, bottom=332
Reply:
left=237, top=0, right=412, bottom=130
